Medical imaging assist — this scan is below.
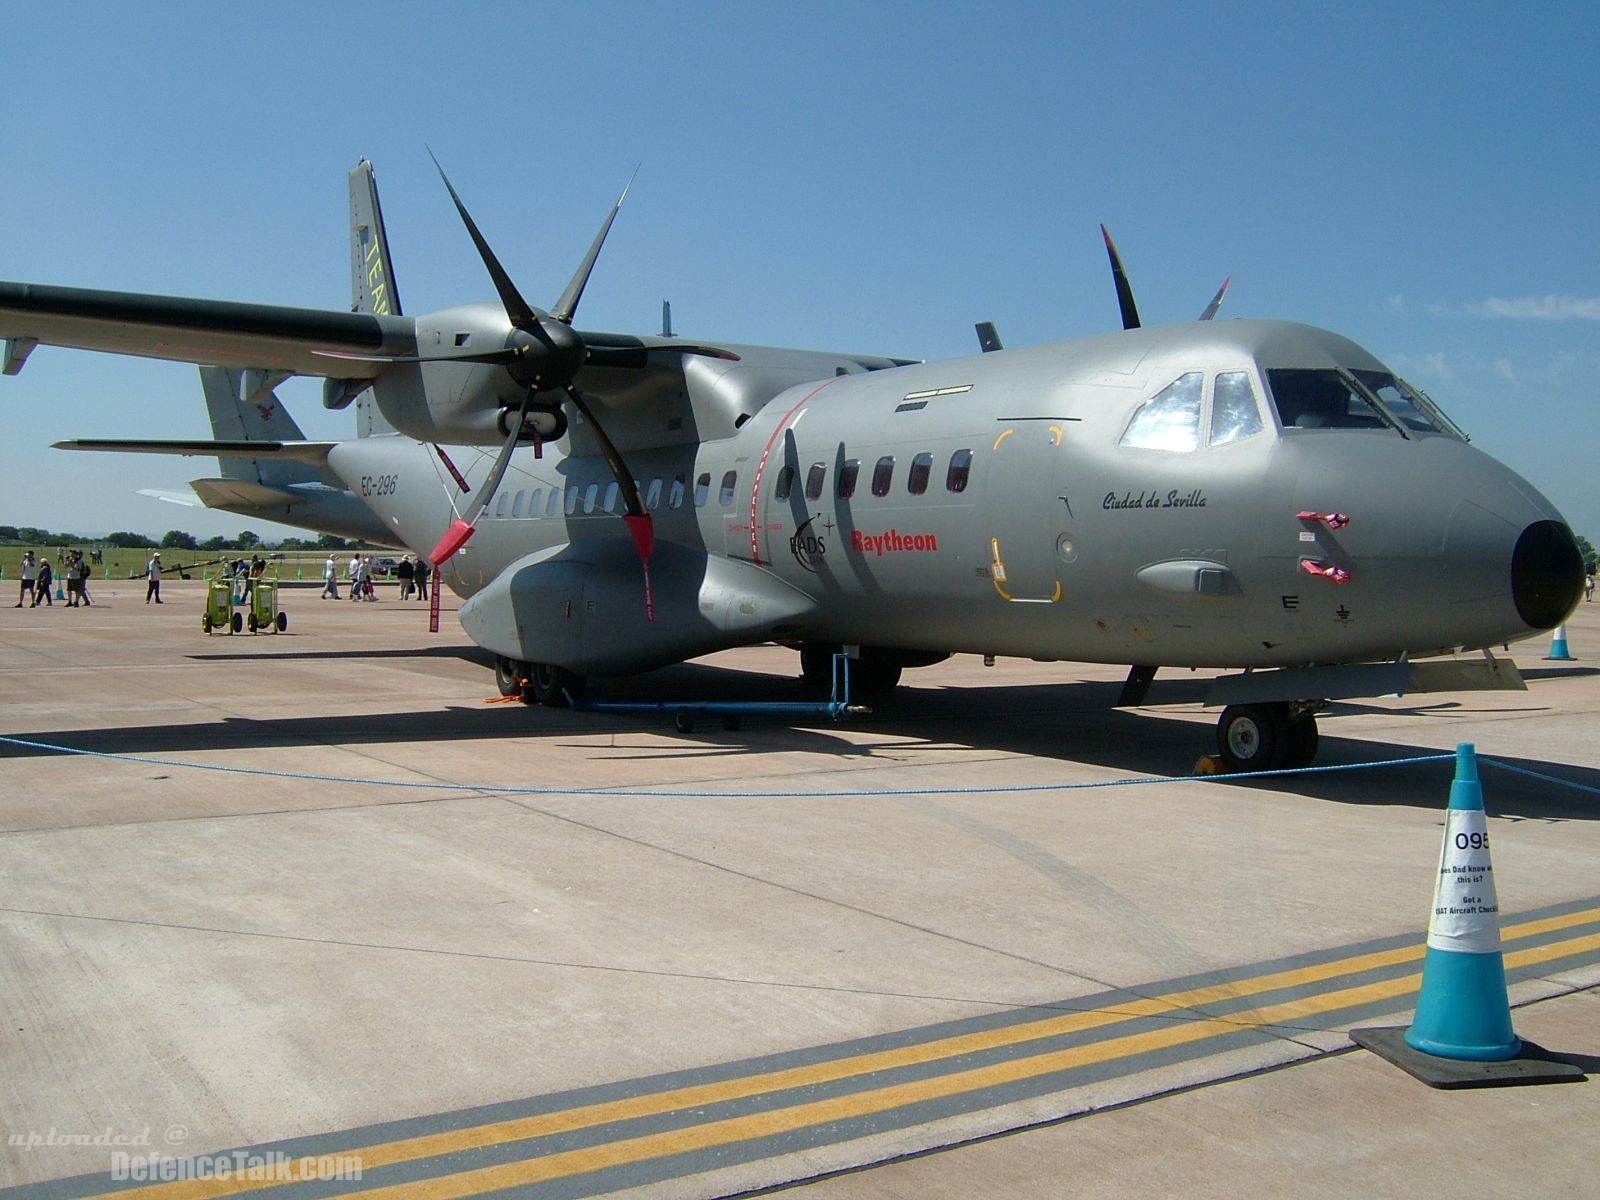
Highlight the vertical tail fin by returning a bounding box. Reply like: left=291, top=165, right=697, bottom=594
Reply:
left=349, top=159, right=400, bottom=437
left=201, top=366, right=323, bottom=487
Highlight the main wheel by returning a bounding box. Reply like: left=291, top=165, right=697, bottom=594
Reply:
left=494, top=656, right=524, bottom=697
left=525, top=662, right=586, bottom=707
left=1217, top=703, right=1290, bottom=772
left=854, top=653, right=903, bottom=695
left=799, top=643, right=841, bottom=693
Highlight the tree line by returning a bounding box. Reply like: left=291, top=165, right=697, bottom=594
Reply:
left=0, top=526, right=370, bottom=552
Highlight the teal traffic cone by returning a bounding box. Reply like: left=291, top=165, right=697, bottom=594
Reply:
left=1543, top=624, right=1572, bottom=661
left=55, top=580, right=65, bottom=600
left=1403, top=743, right=1520, bottom=1061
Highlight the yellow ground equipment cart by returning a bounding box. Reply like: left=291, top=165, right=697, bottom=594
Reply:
left=202, top=577, right=243, bottom=635
left=247, top=571, right=288, bottom=633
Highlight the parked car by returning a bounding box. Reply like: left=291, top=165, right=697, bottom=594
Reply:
left=373, top=557, right=399, bottom=576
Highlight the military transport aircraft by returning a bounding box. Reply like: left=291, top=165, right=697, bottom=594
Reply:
left=0, top=159, right=1584, bottom=771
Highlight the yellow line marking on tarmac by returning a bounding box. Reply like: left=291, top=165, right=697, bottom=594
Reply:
left=81, top=910, right=1600, bottom=1200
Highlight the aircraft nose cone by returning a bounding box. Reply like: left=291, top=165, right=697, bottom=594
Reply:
left=1511, top=519, right=1583, bottom=629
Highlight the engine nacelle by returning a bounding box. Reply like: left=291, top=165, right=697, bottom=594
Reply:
left=368, top=303, right=550, bottom=445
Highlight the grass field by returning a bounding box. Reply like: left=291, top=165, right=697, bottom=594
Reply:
left=0, top=548, right=387, bottom=583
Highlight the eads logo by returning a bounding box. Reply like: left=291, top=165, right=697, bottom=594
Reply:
left=789, top=515, right=827, bottom=572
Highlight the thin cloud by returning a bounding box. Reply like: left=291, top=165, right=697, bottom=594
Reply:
left=1465, top=295, right=1600, bottom=321
left=1494, top=358, right=1518, bottom=387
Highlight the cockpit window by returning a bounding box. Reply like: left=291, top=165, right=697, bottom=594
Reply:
left=1210, top=371, right=1263, bottom=446
left=1120, top=372, right=1203, bottom=451
left=1266, top=369, right=1390, bottom=431
left=1349, top=371, right=1463, bottom=438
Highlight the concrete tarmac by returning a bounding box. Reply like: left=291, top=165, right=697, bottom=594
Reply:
left=1, top=579, right=1596, bottom=1198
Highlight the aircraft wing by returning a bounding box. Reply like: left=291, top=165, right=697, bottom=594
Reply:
left=0, top=282, right=415, bottom=377
left=54, top=437, right=337, bottom=465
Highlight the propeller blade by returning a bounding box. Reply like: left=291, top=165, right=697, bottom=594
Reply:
left=564, top=385, right=645, bottom=518
left=427, top=392, right=534, bottom=567
left=551, top=165, right=638, bottom=325
left=1100, top=224, right=1141, bottom=331
left=1198, top=276, right=1231, bottom=321
left=429, top=149, right=541, bottom=332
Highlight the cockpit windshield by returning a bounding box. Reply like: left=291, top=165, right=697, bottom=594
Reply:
left=1265, top=368, right=1465, bottom=439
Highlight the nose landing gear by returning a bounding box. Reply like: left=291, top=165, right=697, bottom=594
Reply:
left=1216, top=702, right=1321, bottom=773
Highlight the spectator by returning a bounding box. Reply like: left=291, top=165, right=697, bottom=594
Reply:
left=321, top=553, right=340, bottom=599
left=145, top=552, right=164, bottom=604
left=16, top=551, right=37, bottom=607
left=397, top=554, right=415, bottom=600
left=33, top=557, right=54, bottom=607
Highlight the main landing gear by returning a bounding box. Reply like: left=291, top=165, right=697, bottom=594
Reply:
left=1216, top=702, right=1321, bottom=773
left=495, top=656, right=587, bottom=707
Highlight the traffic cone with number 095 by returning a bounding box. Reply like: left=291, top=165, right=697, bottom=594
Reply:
left=1403, top=743, right=1520, bottom=1061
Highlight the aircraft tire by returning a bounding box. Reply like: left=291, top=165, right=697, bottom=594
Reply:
left=1217, top=703, right=1289, bottom=773
left=494, top=656, right=524, bottom=697
left=1284, top=715, right=1320, bottom=770
left=798, top=643, right=841, bottom=693
left=854, top=655, right=903, bottom=695
left=526, top=662, right=585, bottom=707
left=674, top=707, right=695, bottom=734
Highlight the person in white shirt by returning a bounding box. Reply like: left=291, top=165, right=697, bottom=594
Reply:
left=16, top=551, right=36, bottom=607
left=321, top=554, right=340, bottom=599
left=145, top=552, right=164, bottom=604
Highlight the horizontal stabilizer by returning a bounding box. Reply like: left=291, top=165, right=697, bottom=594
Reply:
left=135, top=487, right=202, bottom=507
left=188, top=478, right=319, bottom=509
left=54, top=438, right=336, bottom=465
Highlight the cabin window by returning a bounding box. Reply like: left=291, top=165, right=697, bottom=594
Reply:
left=946, top=448, right=972, bottom=492
left=907, top=452, right=932, bottom=495
left=510, top=490, right=525, bottom=518
left=645, top=478, right=662, bottom=510
left=773, top=465, right=795, bottom=501
left=527, top=487, right=542, bottom=516
left=805, top=462, right=827, bottom=500
left=872, top=455, right=895, bottom=497
left=582, top=482, right=599, bottom=514
left=669, top=475, right=686, bottom=508
left=1210, top=371, right=1263, bottom=446
left=1121, top=372, right=1203, bottom=451
left=838, top=459, right=860, bottom=499
left=603, top=481, right=619, bottom=512
left=694, top=472, right=710, bottom=506
left=496, top=491, right=511, bottom=519
left=547, top=487, right=562, bottom=516
left=564, top=485, right=579, bottom=515
left=719, top=470, right=738, bottom=506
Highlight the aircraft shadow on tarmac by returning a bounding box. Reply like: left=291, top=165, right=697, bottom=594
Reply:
left=5, top=657, right=1597, bottom=821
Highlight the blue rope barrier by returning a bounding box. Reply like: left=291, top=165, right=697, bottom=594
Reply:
left=0, top=733, right=1463, bottom=798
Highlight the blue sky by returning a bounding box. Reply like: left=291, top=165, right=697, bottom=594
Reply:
left=1, top=1, right=1596, bottom=542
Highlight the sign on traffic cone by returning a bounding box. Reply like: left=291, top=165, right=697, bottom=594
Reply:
left=1402, top=743, right=1519, bottom=1060
left=1543, top=624, right=1573, bottom=660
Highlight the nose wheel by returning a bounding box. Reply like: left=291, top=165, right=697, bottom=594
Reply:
left=1216, top=703, right=1320, bottom=772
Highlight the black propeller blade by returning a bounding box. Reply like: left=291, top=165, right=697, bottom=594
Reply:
left=423, top=156, right=657, bottom=621
left=1100, top=224, right=1141, bottom=331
